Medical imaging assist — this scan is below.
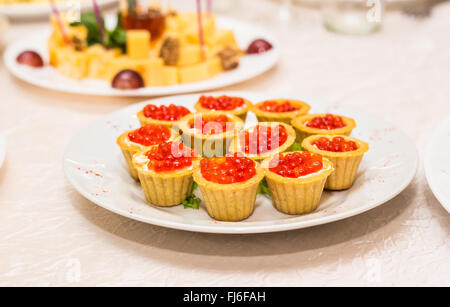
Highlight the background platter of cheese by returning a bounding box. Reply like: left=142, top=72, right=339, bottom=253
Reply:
left=48, top=11, right=242, bottom=87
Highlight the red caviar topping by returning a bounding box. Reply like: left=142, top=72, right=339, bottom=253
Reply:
left=306, top=114, right=346, bottom=130
left=190, top=115, right=234, bottom=135
left=200, top=153, right=256, bottom=184
left=199, top=95, right=245, bottom=111
left=240, top=125, right=288, bottom=155
left=269, top=152, right=323, bottom=178
left=143, top=104, right=191, bottom=121
left=128, top=125, right=171, bottom=146
left=145, top=141, right=196, bottom=172
left=258, top=100, right=299, bottom=113
left=312, top=136, right=358, bottom=152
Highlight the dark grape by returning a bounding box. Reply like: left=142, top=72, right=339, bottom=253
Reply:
left=111, top=70, right=145, bottom=90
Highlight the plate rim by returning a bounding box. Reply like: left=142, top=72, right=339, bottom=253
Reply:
left=424, top=115, right=450, bottom=213
left=0, top=0, right=117, bottom=19
left=3, top=16, right=281, bottom=97
left=63, top=91, right=419, bottom=234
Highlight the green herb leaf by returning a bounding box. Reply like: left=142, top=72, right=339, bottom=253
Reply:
left=106, top=26, right=127, bottom=53
left=257, top=179, right=271, bottom=198
left=70, top=12, right=127, bottom=52
left=70, top=12, right=104, bottom=46
left=291, top=142, right=303, bottom=152
left=183, top=182, right=201, bottom=210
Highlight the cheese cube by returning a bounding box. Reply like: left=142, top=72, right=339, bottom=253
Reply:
left=86, top=46, right=121, bottom=80
left=105, top=56, right=141, bottom=82
left=127, top=30, right=151, bottom=60
left=206, top=29, right=238, bottom=48
left=141, top=58, right=165, bottom=86
left=206, top=56, right=223, bottom=77
left=179, top=61, right=209, bottom=84
left=178, top=44, right=203, bottom=67
left=184, top=15, right=216, bottom=44
left=163, top=67, right=179, bottom=85
left=56, top=48, right=89, bottom=80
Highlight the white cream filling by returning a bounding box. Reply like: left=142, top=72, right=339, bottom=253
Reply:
left=134, top=152, right=193, bottom=172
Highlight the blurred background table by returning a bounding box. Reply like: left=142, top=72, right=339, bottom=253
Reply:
left=0, top=0, right=449, bottom=286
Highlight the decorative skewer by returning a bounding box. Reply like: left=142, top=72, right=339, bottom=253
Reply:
left=207, top=0, right=212, bottom=15
left=196, top=0, right=206, bottom=61
left=92, top=0, right=105, bottom=43
left=49, top=0, right=71, bottom=46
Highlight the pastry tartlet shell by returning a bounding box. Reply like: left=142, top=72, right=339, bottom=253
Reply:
left=261, top=152, right=334, bottom=215
left=177, top=111, right=244, bottom=157
left=116, top=127, right=179, bottom=180
left=137, top=109, right=190, bottom=128
left=291, top=113, right=356, bottom=143
left=228, top=122, right=296, bottom=161
left=194, top=97, right=252, bottom=122
left=132, top=147, right=196, bottom=207
left=192, top=159, right=265, bottom=222
left=252, top=99, right=311, bottom=124
left=302, top=135, right=369, bottom=190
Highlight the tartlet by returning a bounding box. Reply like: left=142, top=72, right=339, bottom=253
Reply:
left=302, top=135, right=369, bottom=190
left=228, top=122, right=296, bottom=161
left=116, top=124, right=179, bottom=180
left=261, top=151, right=334, bottom=215
left=137, top=103, right=191, bottom=128
left=252, top=99, right=310, bottom=124
left=177, top=111, right=244, bottom=157
left=291, top=113, right=356, bottom=143
left=194, top=95, right=252, bottom=121
left=192, top=154, right=265, bottom=221
left=132, top=141, right=198, bottom=207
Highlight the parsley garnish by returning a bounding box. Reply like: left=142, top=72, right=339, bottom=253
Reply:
left=183, top=182, right=201, bottom=210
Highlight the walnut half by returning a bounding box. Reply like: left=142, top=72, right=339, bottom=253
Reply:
left=217, top=47, right=241, bottom=71
left=159, top=37, right=180, bottom=66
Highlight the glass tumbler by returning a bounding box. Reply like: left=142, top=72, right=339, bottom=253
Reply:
left=322, top=0, right=385, bottom=35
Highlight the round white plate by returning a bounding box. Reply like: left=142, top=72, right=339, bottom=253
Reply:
left=0, top=0, right=117, bottom=20
left=3, top=16, right=280, bottom=97
left=425, top=116, right=450, bottom=213
left=0, top=133, right=5, bottom=169
left=63, top=91, right=418, bottom=234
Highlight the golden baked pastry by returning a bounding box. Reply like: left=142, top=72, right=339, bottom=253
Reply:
left=116, top=124, right=179, bottom=180
left=302, top=135, right=369, bottom=190
left=177, top=111, right=244, bottom=157
left=192, top=154, right=265, bottom=221
left=251, top=99, right=310, bottom=124
left=291, top=113, right=356, bottom=143
left=261, top=151, right=334, bottom=215
left=194, top=95, right=252, bottom=121
left=132, top=141, right=198, bottom=206
left=228, top=122, right=296, bottom=161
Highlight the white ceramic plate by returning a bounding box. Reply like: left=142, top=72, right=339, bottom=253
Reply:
left=0, top=0, right=117, bottom=19
left=0, top=133, right=5, bottom=169
left=425, top=116, right=450, bottom=213
left=63, top=91, right=418, bottom=234
left=3, top=16, right=280, bottom=97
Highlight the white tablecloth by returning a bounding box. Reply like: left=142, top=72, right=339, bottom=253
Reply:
left=0, top=1, right=449, bottom=286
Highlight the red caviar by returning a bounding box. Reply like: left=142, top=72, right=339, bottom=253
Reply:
left=190, top=115, right=233, bottom=135
left=128, top=125, right=171, bottom=146
left=269, top=152, right=323, bottom=178
left=145, top=141, right=196, bottom=172
left=306, top=114, right=346, bottom=130
left=312, top=136, right=358, bottom=152
left=199, top=95, right=245, bottom=111
left=143, top=104, right=191, bottom=121
left=240, top=125, right=288, bottom=155
left=200, top=153, right=256, bottom=184
left=258, top=100, right=299, bottom=113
